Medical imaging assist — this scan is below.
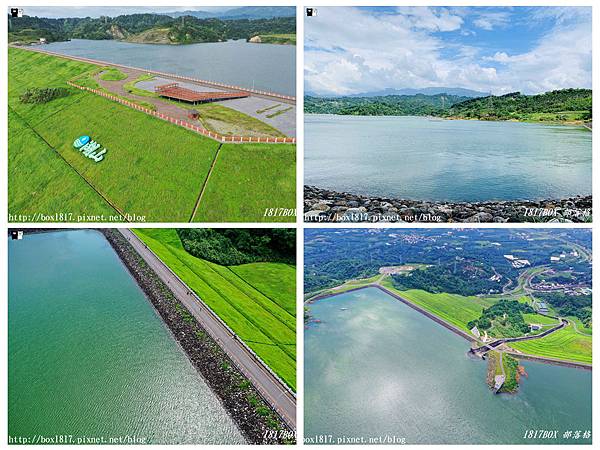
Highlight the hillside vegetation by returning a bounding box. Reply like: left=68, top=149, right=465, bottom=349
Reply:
left=134, top=228, right=296, bottom=389
left=305, top=88, right=592, bottom=124
left=305, top=93, right=470, bottom=116
left=177, top=228, right=295, bottom=266
left=446, top=89, right=591, bottom=122
left=8, top=14, right=295, bottom=45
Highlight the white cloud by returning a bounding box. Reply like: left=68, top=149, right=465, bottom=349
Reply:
left=305, top=7, right=591, bottom=96
left=473, top=12, right=510, bottom=30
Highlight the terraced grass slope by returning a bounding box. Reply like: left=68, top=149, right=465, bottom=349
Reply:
left=509, top=322, right=592, bottom=364
left=8, top=48, right=295, bottom=222
left=134, top=229, right=296, bottom=390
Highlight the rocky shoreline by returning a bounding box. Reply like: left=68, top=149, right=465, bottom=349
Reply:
left=304, top=186, right=592, bottom=223
left=100, top=229, right=294, bottom=445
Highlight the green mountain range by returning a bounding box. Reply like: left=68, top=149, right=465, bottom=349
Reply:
left=8, top=13, right=295, bottom=45
left=305, top=88, right=592, bottom=124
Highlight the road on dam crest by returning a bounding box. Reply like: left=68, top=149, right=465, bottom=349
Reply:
left=119, top=229, right=296, bottom=429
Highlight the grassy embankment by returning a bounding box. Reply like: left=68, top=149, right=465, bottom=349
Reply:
left=123, top=73, right=287, bottom=138
left=8, top=48, right=295, bottom=222
left=134, top=229, right=296, bottom=390
left=380, top=278, right=591, bottom=364
left=509, top=321, right=592, bottom=364
left=380, top=278, right=496, bottom=333
left=251, top=34, right=296, bottom=45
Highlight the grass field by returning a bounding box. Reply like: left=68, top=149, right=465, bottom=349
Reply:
left=381, top=280, right=496, bottom=333
left=133, top=228, right=296, bottom=390
left=194, top=144, right=296, bottom=222
left=522, top=313, right=559, bottom=326
left=99, top=68, right=127, bottom=81
left=8, top=47, right=295, bottom=222
left=196, top=103, right=286, bottom=138
left=253, top=34, right=296, bottom=45
left=509, top=322, right=592, bottom=364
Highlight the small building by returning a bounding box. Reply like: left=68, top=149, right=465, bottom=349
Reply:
left=529, top=323, right=542, bottom=331
left=550, top=256, right=560, bottom=262
left=470, top=326, right=481, bottom=338
left=537, top=302, right=549, bottom=313
left=39, top=38, right=47, bottom=44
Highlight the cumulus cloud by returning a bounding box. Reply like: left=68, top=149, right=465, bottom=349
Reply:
left=305, top=7, right=591, bottom=96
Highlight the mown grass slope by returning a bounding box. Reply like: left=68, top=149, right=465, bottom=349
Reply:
left=195, top=143, right=296, bottom=222
left=8, top=48, right=296, bottom=222
left=509, top=322, right=592, bottom=364
left=134, top=228, right=296, bottom=390
left=381, top=280, right=496, bottom=333
left=8, top=108, right=117, bottom=220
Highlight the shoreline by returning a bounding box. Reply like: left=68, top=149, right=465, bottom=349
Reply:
left=99, top=229, right=294, bottom=444
left=12, top=45, right=295, bottom=102
left=306, top=283, right=590, bottom=370
left=304, top=112, right=591, bottom=127
left=305, top=186, right=592, bottom=223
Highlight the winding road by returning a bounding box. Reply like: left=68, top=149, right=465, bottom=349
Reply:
left=118, top=229, right=296, bottom=430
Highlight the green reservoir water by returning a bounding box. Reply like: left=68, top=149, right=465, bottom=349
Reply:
left=8, top=230, right=245, bottom=444
left=304, top=287, right=592, bottom=444
left=305, top=115, right=592, bottom=202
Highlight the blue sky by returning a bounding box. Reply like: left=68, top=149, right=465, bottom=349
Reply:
left=305, top=7, right=592, bottom=96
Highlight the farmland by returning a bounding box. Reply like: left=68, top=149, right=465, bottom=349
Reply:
left=8, top=47, right=295, bottom=222
left=133, top=229, right=296, bottom=390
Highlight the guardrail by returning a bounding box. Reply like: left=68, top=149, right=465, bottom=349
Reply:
left=66, top=80, right=296, bottom=144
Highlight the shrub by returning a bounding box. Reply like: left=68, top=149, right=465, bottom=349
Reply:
left=20, top=87, right=70, bottom=104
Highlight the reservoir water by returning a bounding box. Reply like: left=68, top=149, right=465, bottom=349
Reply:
left=305, top=115, right=592, bottom=202
left=43, top=39, right=295, bottom=96
left=8, top=230, right=245, bottom=444
left=304, top=287, right=592, bottom=444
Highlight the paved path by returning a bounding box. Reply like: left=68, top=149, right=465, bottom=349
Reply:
left=118, top=229, right=296, bottom=429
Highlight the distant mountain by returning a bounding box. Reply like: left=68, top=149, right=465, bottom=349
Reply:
left=305, top=88, right=592, bottom=124
left=166, top=7, right=296, bottom=20
left=347, top=87, right=488, bottom=98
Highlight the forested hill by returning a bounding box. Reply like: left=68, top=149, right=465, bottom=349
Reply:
left=8, top=14, right=295, bottom=45
left=305, top=94, right=471, bottom=116
left=446, top=89, right=591, bottom=122
left=305, top=88, right=592, bottom=123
